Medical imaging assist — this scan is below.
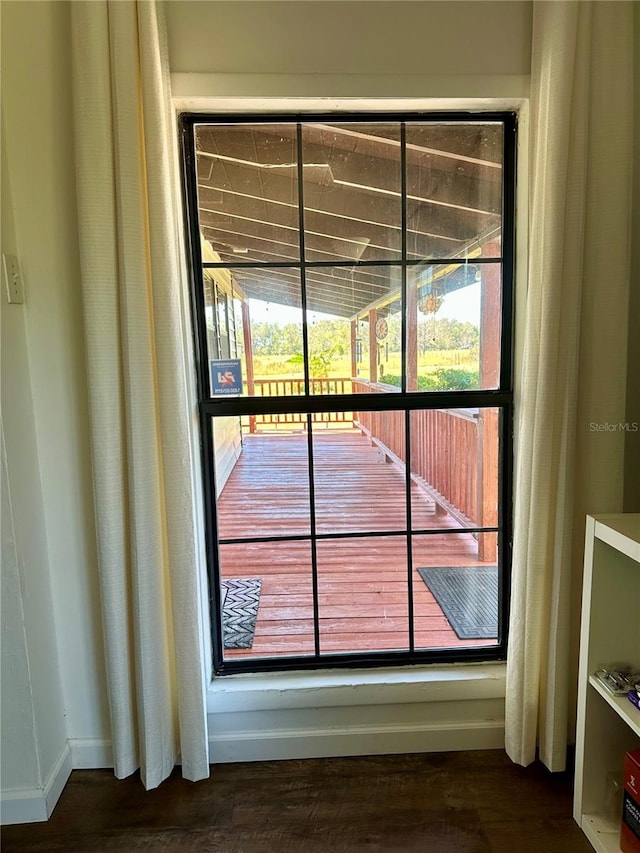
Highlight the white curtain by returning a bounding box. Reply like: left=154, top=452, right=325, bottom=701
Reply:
left=71, top=0, right=209, bottom=788
left=506, top=1, right=634, bottom=771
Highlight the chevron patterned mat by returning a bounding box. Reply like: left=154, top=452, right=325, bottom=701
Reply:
left=221, top=578, right=262, bottom=649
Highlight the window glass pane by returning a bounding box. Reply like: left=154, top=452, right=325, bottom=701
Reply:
left=301, top=123, right=401, bottom=263
left=202, top=269, right=238, bottom=373
left=215, top=284, right=230, bottom=358
left=195, top=124, right=300, bottom=264
left=219, top=540, right=314, bottom=661
left=405, top=123, right=503, bottom=260
left=406, top=262, right=501, bottom=391
left=187, top=115, right=514, bottom=673
left=213, top=421, right=311, bottom=539
left=312, top=413, right=406, bottom=534
left=316, top=536, right=409, bottom=654
left=206, top=267, right=305, bottom=397
left=412, top=532, right=499, bottom=650
left=374, top=301, right=404, bottom=388
left=307, top=266, right=401, bottom=391
left=409, top=407, right=500, bottom=530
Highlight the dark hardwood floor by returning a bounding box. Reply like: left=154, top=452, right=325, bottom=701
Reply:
left=2, top=751, right=592, bottom=852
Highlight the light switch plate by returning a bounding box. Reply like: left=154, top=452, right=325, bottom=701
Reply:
left=3, top=253, right=24, bottom=304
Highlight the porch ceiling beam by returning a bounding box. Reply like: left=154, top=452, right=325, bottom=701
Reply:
left=306, top=123, right=503, bottom=171
left=228, top=270, right=394, bottom=307
left=202, top=223, right=493, bottom=270
left=232, top=260, right=392, bottom=283
left=233, top=269, right=390, bottom=317
left=235, top=282, right=372, bottom=318
left=197, top=187, right=484, bottom=262
left=199, top=203, right=474, bottom=262
left=196, top=121, right=502, bottom=174
left=198, top=184, right=467, bottom=245
left=200, top=207, right=393, bottom=256
left=234, top=267, right=394, bottom=299
left=202, top=223, right=363, bottom=264
left=201, top=225, right=396, bottom=271
left=201, top=219, right=396, bottom=263
left=232, top=260, right=486, bottom=319
left=203, top=221, right=444, bottom=266
left=198, top=149, right=501, bottom=217
left=232, top=270, right=398, bottom=317
left=199, top=170, right=484, bottom=242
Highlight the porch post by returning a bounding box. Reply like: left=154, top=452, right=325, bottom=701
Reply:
left=477, top=241, right=501, bottom=561
left=407, top=278, right=418, bottom=392
left=350, top=319, right=357, bottom=380
left=369, top=308, right=378, bottom=383
left=241, top=300, right=256, bottom=433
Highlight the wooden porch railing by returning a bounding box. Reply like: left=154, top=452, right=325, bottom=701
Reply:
left=243, top=376, right=497, bottom=560
left=249, top=377, right=353, bottom=431
left=252, top=377, right=353, bottom=397
left=352, top=379, right=497, bottom=561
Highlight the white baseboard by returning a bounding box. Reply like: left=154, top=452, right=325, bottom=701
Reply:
left=44, top=743, right=73, bottom=816
left=68, top=738, right=114, bottom=769
left=1, top=742, right=72, bottom=826
left=0, top=788, right=48, bottom=826
left=67, top=721, right=505, bottom=768
left=2, top=720, right=504, bottom=824
left=209, top=718, right=505, bottom=763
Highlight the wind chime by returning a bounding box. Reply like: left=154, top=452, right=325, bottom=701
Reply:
left=418, top=290, right=443, bottom=315
left=374, top=314, right=389, bottom=380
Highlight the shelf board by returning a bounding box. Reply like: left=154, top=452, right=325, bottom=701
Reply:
left=589, top=676, right=640, bottom=737
left=581, top=813, right=621, bottom=853
left=593, top=514, right=640, bottom=562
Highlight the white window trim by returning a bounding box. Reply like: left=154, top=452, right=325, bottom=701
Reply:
left=173, top=90, right=529, bottom=717
left=207, top=661, right=506, bottom=714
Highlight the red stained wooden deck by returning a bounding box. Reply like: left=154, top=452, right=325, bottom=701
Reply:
left=217, top=429, right=497, bottom=660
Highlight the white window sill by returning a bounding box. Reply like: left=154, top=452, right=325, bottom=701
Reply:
left=207, top=661, right=506, bottom=715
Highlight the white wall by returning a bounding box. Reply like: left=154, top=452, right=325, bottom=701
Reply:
left=167, top=0, right=531, bottom=103
left=0, top=0, right=110, bottom=812
left=165, top=1, right=532, bottom=77
left=214, top=417, right=243, bottom=496
left=1, top=113, right=69, bottom=823
left=0, top=428, right=41, bottom=801
left=625, top=1, right=640, bottom=512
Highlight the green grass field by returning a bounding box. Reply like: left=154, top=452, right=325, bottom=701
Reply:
left=252, top=349, right=478, bottom=379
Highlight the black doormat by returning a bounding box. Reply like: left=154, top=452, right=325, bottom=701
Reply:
left=417, top=566, right=498, bottom=639
left=221, top=578, right=262, bottom=649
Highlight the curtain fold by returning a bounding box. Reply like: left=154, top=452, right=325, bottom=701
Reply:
left=71, top=0, right=209, bottom=788
left=505, top=0, right=633, bottom=771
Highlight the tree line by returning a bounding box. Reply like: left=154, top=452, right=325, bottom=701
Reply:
left=249, top=316, right=479, bottom=355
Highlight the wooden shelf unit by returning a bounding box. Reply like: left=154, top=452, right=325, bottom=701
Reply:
left=574, top=514, right=640, bottom=853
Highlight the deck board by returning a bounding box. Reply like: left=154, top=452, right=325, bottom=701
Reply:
left=216, top=430, right=497, bottom=659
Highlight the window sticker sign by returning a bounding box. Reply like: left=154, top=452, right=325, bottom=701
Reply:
left=210, top=359, right=243, bottom=395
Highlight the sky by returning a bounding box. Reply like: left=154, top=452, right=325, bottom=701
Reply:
left=437, top=282, right=480, bottom=324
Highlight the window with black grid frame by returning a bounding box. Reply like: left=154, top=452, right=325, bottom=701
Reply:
left=181, top=113, right=516, bottom=674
